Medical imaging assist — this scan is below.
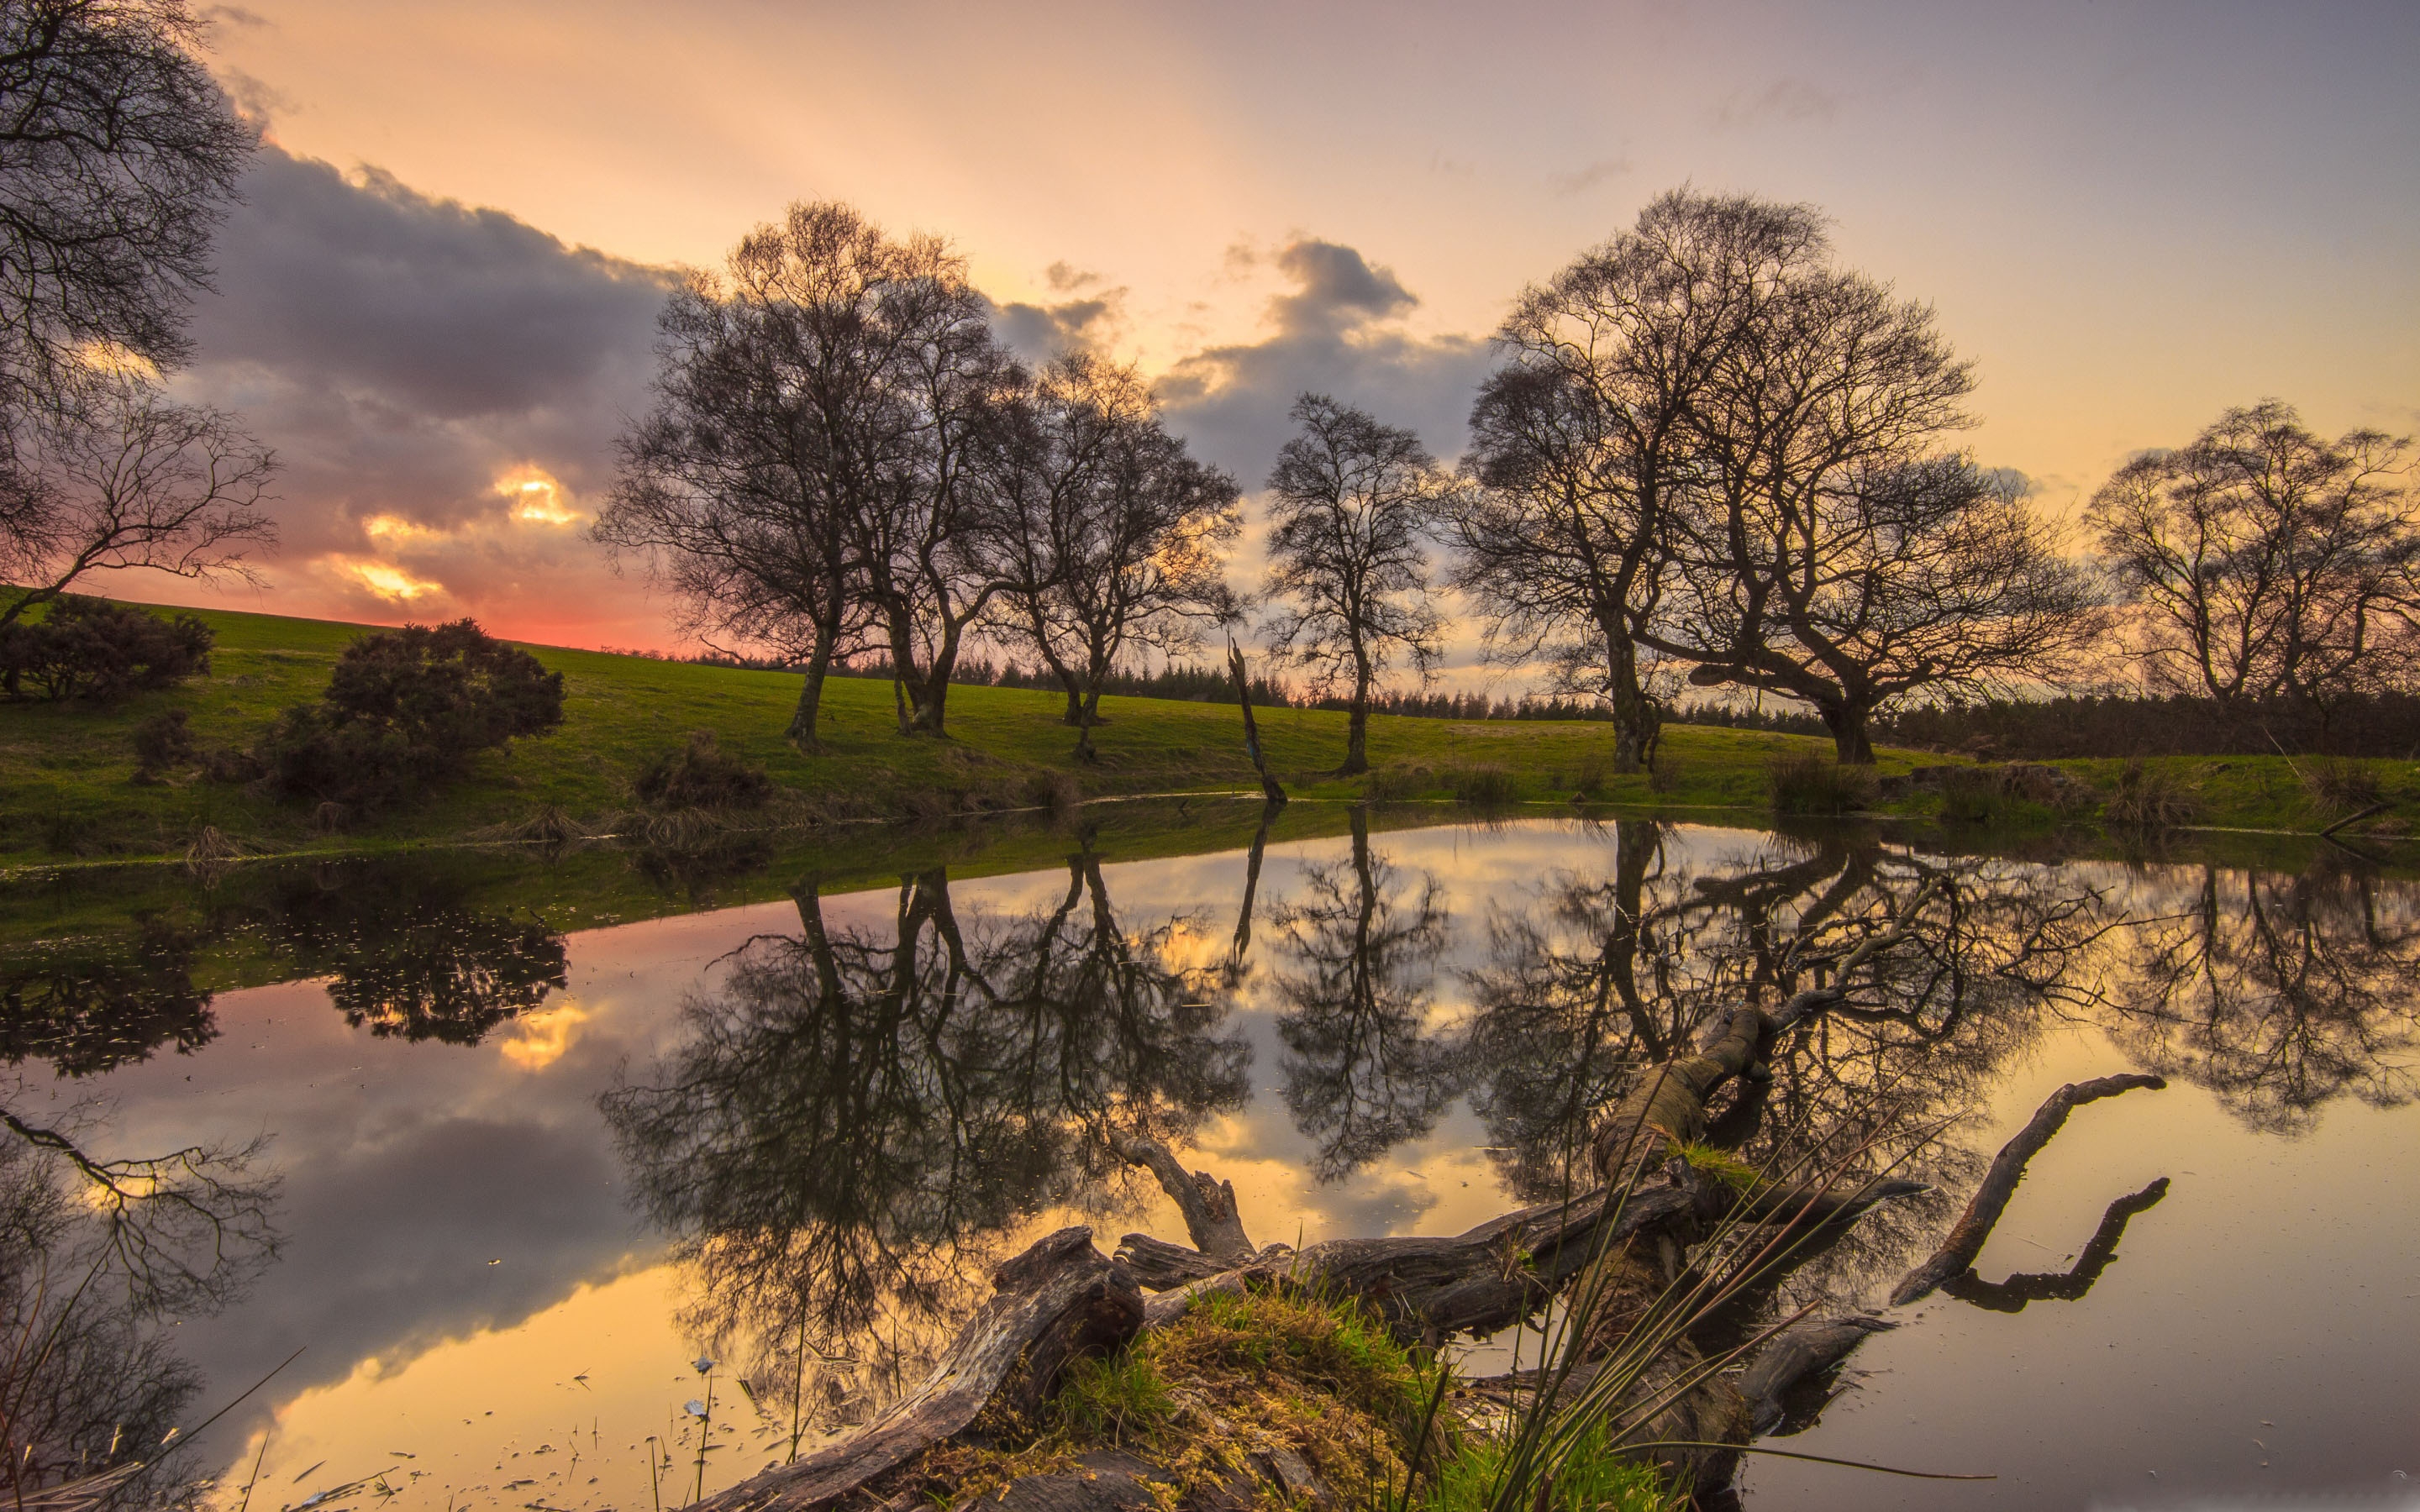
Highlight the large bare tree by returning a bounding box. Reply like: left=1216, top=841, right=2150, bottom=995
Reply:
left=2085, top=400, right=2418, bottom=732
left=1260, top=393, right=1448, bottom=776
left=1641, top=249, right=2099, bottom=762
left=990, top=354, right=1239, bottom=759
left=1445, top=191, right=1822, bottom=770
left=850, top=249, right=1019, bottom=738
left=597, top=203, right=915, bottom=748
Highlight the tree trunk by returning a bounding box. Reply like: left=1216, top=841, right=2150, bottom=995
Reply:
left=785, top=627, right=837, bottom=750
left=1603, top=625, right=1659, bottom=774
left=1228, top=643, right=1286, bottom=806
left=1823, top=702, right=1876, bottom=764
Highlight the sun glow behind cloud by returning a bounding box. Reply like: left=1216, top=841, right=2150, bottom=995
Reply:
left=324, top=554, right=445, bottom=603
left=500, top=466, right=581, bottom=526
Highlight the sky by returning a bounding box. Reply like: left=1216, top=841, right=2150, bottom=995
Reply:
left=138, top=0, right=2420, bottom=666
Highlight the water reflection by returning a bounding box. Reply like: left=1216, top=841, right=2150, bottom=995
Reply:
left=2105, top=861, right=2420, bottom=1132
left=603, top=853, right=1249, bottom=1415
left=261, top=870, right=570, bottom=1046
left=1266, top=810, right=1461, bottom=1179
left=1, top=815, right=2415, bottom=1511
left=0, top=921, right=216, bottom=1074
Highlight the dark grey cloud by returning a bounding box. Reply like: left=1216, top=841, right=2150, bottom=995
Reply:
left=992, top=293, right=1120, bottom=363
left=167, top=144, right=674, bottom=635
left=1156, top=239, right=1487, bottom=481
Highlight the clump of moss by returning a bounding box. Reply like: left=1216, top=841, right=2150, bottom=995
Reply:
left=1669, top=1140, right=1761, bottom=1194
left=918, top=1289, right=1441, bottom=1509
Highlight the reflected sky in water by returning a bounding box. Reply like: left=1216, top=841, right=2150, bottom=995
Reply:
left=1, top=815, right=2413, bottom=1512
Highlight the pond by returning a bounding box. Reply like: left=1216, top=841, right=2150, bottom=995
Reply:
left=3, top=806, right=2415, bottom=1511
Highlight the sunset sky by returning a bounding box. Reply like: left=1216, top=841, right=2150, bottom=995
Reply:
left=149, top=0, right=2419, bottom=665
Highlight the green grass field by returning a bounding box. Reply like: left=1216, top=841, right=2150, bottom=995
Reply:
left=2, top=597, right=2414, bottom=867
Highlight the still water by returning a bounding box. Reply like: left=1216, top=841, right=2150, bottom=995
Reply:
left=3, top=809, right=2415, bottom=1510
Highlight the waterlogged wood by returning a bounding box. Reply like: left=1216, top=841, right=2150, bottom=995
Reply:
left=1133, top=1182, right=1699, bottom=1339
left=1113, top=1231, right=1227, bottom=1291
left=692, top=1228, right=1142, bottom=1512
left=1735, top=1074, right=2173, bottom=1434
left=1109, top=1134, right=1256, bottom=1262
left=1890, top=1073, right=2166, bottom=1306
left=1737, top=1314, right=1898, bottom=1435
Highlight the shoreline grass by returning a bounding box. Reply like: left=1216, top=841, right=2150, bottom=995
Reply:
left=3, top=598, right=2415, bottom=868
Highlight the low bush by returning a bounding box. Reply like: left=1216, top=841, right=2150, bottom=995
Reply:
left=632, top=730, right=773, bottom=811
left=1766, top=751, right=1875, bottom=815
left=130, top=709, right=197, bottom=780
left=0, top=596, right=212, bottom=701
left=1934, top=764, right=2007, bottom=825
left=2102, top=757, right=2202, bottom=830
left=1365, top=761, right=1434, bottom=803
left=2302, top=757, right=2384, bottom=813
left=1447, top=763, right=1518, bottom=807
left=253, top=619, right=564, bottom=814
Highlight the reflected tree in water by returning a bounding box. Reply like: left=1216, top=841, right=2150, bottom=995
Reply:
left=0, top=1082, right=277, bottom=1511
left=0, top=921, right=214, bottom=1076
left=603, top=857, right=1248, bottom=1434
left=2105, top=862, right=2420, bottom=1132
left=1265, top=809, right=1460, bottom=1180
left=1459, top=825, right=2124, bottom=1310
left=268, top=871, right=570, bottom=1046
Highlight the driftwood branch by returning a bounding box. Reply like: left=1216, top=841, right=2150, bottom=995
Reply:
left=1942, top=1177, right=2171, bottom=1312
left=1737, top=1314, right=1897, bottom=1435
left=692, top=1227, right=1141, bottom=1512
left=1109, top=1134, right=1256, bottom=1263
left=1890, top=1073, right=2165, bottom=1306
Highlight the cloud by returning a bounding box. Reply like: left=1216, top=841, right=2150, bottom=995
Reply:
left=1549, top=154, right=1634, bottom=196
left=1155, top=238, right=1487, bottom=482
left=993, top=293, right=1123, bottom=362
left=167, top=144, right=677, bottom=643
left=1712, top=76, right=1842, bottom=130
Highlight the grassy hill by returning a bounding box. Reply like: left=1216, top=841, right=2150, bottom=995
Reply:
left=2, top=598, right=2414, bottom=867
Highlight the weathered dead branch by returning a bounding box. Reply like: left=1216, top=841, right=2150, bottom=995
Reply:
left=690, top=1227, right=1140, bottom=1512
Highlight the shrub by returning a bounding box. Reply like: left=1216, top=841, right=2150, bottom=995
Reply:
left=1365, top=761, right=1434, bottom=803
left=0, top=596, right=212, bottom=701
left=131, top=708, right=197, bottom=780
left=253, top=619, right=563, bottom=812
left=1647, top=751, right=1682, bottom=795
left=1766, top=751, right=1875, bottom=815
left=1567, top=751, right=1611, bottom=801
left=632, top=730, right=773, bottom=811
left=1934, top=764, right=2006, bottom=825
left=1447, top=763, right=1518, bottom=807
left=2102, top=757, right=2202, bottom=830
left=2302, top=757, right=2384, bottom=813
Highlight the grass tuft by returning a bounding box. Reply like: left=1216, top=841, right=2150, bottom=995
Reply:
left=2103, top=757, right=2202, bottom=829
left=1765, top=752, right=1874, bottom=815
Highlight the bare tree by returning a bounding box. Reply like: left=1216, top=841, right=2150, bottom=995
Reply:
left=2085, top=401, right=2418, bottom=733
left=597, top=204, right=913, bottom=748
left=849, top=245, right=1019, bottom=738
left=0, top=0, right=267, bottom=617
left=0, top=0, right=253, bottom=420
left=990, top=354, right=1239, bottom=759
left=1260, top=393, right=1448, bottom=776
left=1445, top=191, right=1823, bottom=771
left=1641, top=250, right=2098, bottom=762
left=0, top=376, right=274, bottom=628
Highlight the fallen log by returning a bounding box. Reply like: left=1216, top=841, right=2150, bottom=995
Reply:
left=690, top=1226, right=1141, bottom=1512
left=1733, top=1074, right=2173, bottom=1441
left=1891, top=1073, right=2165, bottom=1306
